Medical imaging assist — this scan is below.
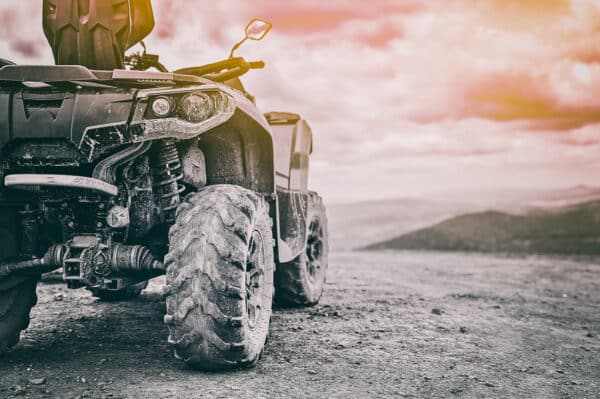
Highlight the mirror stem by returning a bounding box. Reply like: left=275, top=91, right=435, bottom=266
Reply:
left=229, top=37, right=247, bottom=59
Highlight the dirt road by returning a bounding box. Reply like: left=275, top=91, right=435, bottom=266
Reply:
left=1, top=250, right=599, bottom=398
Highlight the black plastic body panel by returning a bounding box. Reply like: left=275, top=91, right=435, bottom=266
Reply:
left=0, top=85, right=136, bottom=156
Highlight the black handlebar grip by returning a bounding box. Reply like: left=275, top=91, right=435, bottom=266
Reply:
left=249, top=61, right=265, bottom=69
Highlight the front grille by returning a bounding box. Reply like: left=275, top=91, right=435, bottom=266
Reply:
left=2, top=139, right=88, bottom=168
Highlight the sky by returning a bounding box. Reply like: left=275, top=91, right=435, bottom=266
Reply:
left=1, top=0, right=600, bottom=203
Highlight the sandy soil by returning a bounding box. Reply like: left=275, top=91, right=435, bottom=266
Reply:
left=0, top=250, right=599, bottom=398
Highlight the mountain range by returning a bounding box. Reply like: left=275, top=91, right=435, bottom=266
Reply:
left=365, top=199, right=600, bottom=255
left=327, top=185, right=600, bottom=252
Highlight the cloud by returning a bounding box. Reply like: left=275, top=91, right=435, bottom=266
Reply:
left=0, top=0, right=598, bottom=202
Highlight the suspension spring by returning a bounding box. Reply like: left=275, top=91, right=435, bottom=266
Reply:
left=152, top=139, right=185, bottom=223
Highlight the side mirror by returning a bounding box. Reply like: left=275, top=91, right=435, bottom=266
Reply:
left=229, top=18, right=272, bottom=58
left=245, top=19, right=272, bottom=41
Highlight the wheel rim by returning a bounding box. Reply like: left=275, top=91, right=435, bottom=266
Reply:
left=246, top=230, right=265, bottom=329
left=306, top=217, right=324, bottom=284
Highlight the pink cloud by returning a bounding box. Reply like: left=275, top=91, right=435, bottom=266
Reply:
left=0, top=0, right=599, bottom=202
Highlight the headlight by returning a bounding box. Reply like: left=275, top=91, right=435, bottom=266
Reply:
left=133, top=87, right=236, bottom=142
left=179, top=92, right=213, bottom=123
left=150, top=96, right=172, bottom=118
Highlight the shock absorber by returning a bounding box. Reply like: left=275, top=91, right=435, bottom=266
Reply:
left=19, top=204, right=40, bottom=258
left=151, top=139, right=185, bottom=223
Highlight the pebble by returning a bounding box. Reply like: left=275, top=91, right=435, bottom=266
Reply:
left=431, top=308, right=444, bottom=315
left=307, top=370, right=317, bottom=375
left=29, top=378, right=45, bottom=385
left=459, top=326, right=468, bottom=334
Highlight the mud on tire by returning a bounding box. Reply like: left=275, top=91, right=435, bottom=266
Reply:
left=274, top=192, right=328, bottom=307
left=164, top=184, right=274, bottom=370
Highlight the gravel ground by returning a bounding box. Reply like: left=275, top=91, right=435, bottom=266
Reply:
left=0, top=250, right=599, bottom=398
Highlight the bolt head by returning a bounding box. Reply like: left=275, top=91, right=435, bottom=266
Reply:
left=106, top=206, right=130, bottom=228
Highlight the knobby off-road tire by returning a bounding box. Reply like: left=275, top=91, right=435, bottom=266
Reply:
left=88, top=281, right=148, bottom=301
left=275, top=192, right=328, bottom=307
left=0, top=228, right=39, bottom=353
left=164, top=185, right=274, bottom=370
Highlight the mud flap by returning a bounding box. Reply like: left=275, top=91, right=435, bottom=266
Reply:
left=276, top=189, right=308, bottom=263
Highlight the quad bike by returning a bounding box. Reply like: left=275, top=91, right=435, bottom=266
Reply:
left=0, top=0, right=328, bottom=370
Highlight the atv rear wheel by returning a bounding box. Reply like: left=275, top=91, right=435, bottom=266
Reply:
left=164, top=185, right=274, bottom=370
left=274, top=192, right=328, bottom=307
left=88, top=281, right=148, bottom=301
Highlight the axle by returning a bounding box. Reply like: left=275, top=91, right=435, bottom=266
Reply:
left=0, top=244, right=65, bottom=279
left=0, top=240, right=165, bottom=283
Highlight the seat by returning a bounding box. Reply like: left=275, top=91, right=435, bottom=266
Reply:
left=42, top=0, right=154, bottom=70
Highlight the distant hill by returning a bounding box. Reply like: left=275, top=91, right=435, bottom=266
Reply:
left=365, top=200, right=600, bottom=255
left=327, top=198, right=468, bottom=251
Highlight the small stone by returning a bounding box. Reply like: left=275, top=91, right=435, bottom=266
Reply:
left=431, top=308, right=444, bottom=315
left=29, top=378, right=45, bottom=385
left=459, top=326, right=468, bottom=334
left=80, top=377, right=87, bottom=383
left=307, top=370, right=317, bottom=375
left=54, top=294, right=64, bottom=301
left=586, top=332, right=595, bottom=338
left=99, top=358, right=107, bottom=365
left=13, top=385, right=25, bottom=395
left=484, top=382, right=496, bottom=387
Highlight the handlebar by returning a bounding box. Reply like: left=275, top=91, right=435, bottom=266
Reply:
left=248, top=61, right=265, bottom=69
left=174, top=57, right=264, bottom=82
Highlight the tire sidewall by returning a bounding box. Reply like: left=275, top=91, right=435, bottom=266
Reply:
left=244, top=217, right=275, bottom=358
left=300, top=201, right=329, bottom=303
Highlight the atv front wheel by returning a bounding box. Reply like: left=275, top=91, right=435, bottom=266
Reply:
left=274, top=192, right=328, bottom=307
left=164, top=185, right=274, bottom=370
left=88, top=281, right=148, bottom=301
left=0, top=228, right=39, bottom=352
left=0, top=277, right=38, bottom=352
left=0, top=227, right=38, bottom=352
